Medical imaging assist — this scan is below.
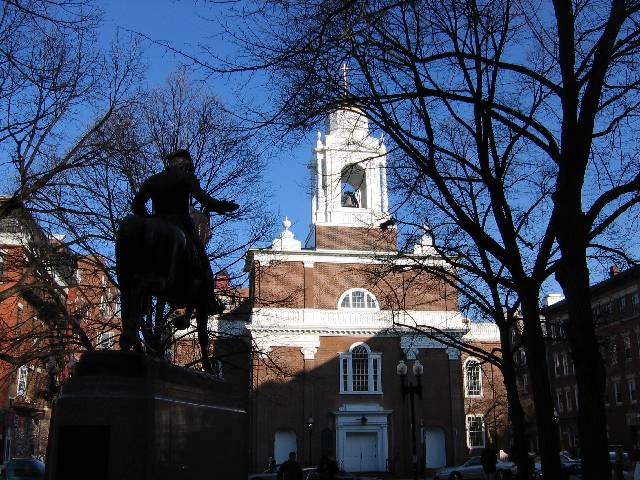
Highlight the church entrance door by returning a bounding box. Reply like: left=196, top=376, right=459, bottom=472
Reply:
left=424, top=427, right=446, bottom=469
left=274, top=429, right=297, bottom=464
left=344, top=432, right=377, bottom=472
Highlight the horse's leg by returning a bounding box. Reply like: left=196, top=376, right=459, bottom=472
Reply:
left=196, top=306, right=213, bottom=374
left=119, top=288, right=143, bottom=352
left=151, top=299, right=167, bottom=357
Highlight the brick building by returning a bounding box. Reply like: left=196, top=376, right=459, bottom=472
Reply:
left=0, top=204, right=119, bottom=465
left=543, top=265, right=640, bottom=454
left=235, top=107, right=507, bottom=476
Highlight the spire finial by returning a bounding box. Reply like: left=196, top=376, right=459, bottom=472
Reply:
left=341, top=62, right=350, bottom=97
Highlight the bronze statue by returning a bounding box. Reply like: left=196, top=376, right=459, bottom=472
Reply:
left=115, top=149, right=238, bottom=374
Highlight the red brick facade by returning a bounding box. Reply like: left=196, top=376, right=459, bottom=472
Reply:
left=543, top=266, right=640, bottom=454
left=314, top=226, right=397, bottom=251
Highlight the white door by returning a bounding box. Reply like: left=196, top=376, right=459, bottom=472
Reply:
left=274, top=429, right=297, bottom=464
left=425, top=427, right=446, bottom=469
left=344, top=432, right=378, bottom=472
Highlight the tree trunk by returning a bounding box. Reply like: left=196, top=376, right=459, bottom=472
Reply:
left=499, top=324, right=533, bottom=479
left=555, top=231, right=611, bottom=480
left=520, top=289, right=563, bottom=480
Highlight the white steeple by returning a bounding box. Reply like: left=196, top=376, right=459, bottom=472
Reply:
left=310, top=106, right=390, bottom=228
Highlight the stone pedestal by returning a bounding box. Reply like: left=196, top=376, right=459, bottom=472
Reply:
left=46, top=351, right=247, bottom=480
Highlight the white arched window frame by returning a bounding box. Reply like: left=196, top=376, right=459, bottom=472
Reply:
left=339, top=342, right=382, bottom=394
left=337, top=289, right=379, bottom=310
left=464, top=358, right=483, bottom=398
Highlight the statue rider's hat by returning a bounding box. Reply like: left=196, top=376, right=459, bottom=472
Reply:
left=165, top=149, right=194, bottom=170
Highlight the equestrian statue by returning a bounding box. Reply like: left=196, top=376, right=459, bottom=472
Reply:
left=115, top=149, right=238, bottom=374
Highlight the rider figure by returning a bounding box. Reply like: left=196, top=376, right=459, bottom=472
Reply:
left=132, top=149, right=238, bottom=314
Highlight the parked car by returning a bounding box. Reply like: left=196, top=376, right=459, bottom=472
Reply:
left=434, top=456, right=516, bottom=479
left=532, top=452, right=582, bottom=478
left=0, top=458, right=45, bottom=480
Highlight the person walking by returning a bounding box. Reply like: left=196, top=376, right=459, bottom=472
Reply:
left=481, top=447, right=498, bottom=480
left=278, top=451, right=303, bottom=480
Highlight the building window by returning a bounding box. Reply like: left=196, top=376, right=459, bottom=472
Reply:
left=338, top=289, right=379, bottom=310
left=96, top=331, right=114, bottom=349
left=556, top=389, right=564, bottom=413
left=624, top=335, right=632, bottom=360
left=632, top=292, right=640, bottom=311
left=610, top=337, right=618, bottom=365
left=466, top=415, right=485, bottom=449
left=565, top=388, right=573, bottom=411
left=618, top=296, right=627, bottom=312
left=522, top=373, right=529, bottom=394
left=613, top=380, right=622, bottom=405
left=562, top=352, right=571, bottom=375
left=554, top=353, right=564, bottom=377
left=16, top=366, right=29, bottom=397
left=574, top=387, right=579, bottom=409
left=628, top=377, right=637, bottom=403
left=464, top=359, right=483, bottom=397
left=339, top=343, right=382, bottom=394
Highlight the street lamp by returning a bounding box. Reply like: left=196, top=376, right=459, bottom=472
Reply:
left=397, top=359, right=423, bottom=480
left=307, top=414, right=314, bottom=466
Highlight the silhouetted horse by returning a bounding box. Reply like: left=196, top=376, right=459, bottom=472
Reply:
left=115, top=214, right=214, bottom=374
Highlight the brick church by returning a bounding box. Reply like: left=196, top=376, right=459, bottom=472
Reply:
left=223, top=106, right=508, bottom=477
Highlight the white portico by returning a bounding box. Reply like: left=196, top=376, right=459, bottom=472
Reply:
left=334, top=404, right=392, bottom=472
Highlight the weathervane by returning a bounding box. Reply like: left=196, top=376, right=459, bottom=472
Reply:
left=341, top=62, right=350, bottom=97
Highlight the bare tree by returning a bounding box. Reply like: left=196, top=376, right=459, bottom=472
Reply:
left=0, top=0, right=142, bottom=219
left=34, top=71, right=272, bottom=364
left=202, top=0, right=640, bottom=478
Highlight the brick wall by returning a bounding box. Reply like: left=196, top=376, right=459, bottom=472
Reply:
left=460, top=343, right=510, bottom=454
left=252, top=260, right=458, bottom=311
left=250, top=336, right=466, bottom=475
left=315, top=226, right=397, bottom=251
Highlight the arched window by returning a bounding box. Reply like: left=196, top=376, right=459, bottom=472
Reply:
left=339, top=343, right=382, bottom=393
left=464, top=358, right=483, bottom=397
left=340, top=164, right=367, bottom=208
left=338, top=289, right=379, bottom=310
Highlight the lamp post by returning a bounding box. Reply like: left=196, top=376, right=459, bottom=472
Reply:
left=397, top=359, right=424, bottom=480
left=307, top=414, right=314, bottom=466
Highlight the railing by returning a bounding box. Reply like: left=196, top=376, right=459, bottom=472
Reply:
left=248, top=308, right=466, bottom=331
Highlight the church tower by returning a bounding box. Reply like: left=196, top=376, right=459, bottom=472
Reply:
left=309, top=106, right=394, bottom=250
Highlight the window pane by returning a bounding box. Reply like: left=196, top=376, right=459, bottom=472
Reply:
left=372, top=358, right=378, bottom=391
left=342, top=358, right=349, bottom=391
left=352, top=291, right=365, bottom=308
left=367, top=294, right=377, bottom=309
left=341, top=296, right=350, bottom=308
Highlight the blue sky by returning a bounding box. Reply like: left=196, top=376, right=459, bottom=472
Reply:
left=100, top=0, right=314, bottom=244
